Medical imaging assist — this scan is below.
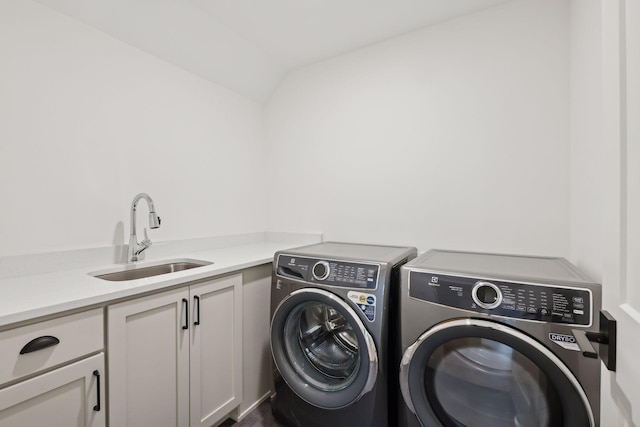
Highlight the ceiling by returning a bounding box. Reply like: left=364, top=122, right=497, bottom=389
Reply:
left=35, top=0, right=512, bottom=102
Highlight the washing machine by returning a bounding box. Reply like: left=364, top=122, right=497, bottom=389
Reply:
left=398, top=250, right=602, bottom=427
left=270, top=242, right=417, bottom=427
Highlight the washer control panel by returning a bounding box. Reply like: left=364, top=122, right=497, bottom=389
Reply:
left=277, top=255, right=379, bottom=289
left=409, top=271, right=591, bottom=326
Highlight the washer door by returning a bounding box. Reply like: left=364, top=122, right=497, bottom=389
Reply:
left=271, top=288, right=378, bottom=409
left=400, top=319, right=595, bottom=427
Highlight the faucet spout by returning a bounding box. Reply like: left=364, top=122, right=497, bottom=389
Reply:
left=128, top=193, right=161, bottom=263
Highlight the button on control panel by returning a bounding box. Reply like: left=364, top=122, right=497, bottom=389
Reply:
left=408, top=271, right=592, bottom=326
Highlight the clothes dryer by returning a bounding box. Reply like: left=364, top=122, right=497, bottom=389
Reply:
left=399, top=250, right=602, bottom=427
left=270, top=242, right=416, bottom=427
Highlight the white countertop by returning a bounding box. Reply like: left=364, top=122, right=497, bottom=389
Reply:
left=0, top=234, right=321, bottom=328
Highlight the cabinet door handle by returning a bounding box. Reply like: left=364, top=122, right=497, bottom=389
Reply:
left=194, top=295, right=200, bottom=326
left=182, top=298, right=189, bottom=330
left=20, top=335, right=60, bottom=354
left=93, top=370, right=101, bottom=411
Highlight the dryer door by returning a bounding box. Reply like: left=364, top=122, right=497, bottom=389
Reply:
left=270, top=288, right=378, bottom=409
left=400, top=319, right=595, bottom=427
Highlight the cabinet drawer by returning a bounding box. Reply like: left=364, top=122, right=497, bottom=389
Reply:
left=0, top=308, right=103, bottom=387
left=0, top=353, right=105, bottom=427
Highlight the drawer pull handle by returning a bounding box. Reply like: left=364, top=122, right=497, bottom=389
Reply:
left=93, top=370, right=101, bottom=411
left=182, top=298, right=189, bottom=330
left=194, top=295, right=201, bottom=326
left=19, top=335, right=60, bottom=354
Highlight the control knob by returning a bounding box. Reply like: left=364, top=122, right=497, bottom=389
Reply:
left=472, top=281, right=502, bottom=309
left=312, top=261, right=331, bottom=281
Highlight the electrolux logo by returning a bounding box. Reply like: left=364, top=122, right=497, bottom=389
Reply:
left=549, top=333, right=576, bottom=343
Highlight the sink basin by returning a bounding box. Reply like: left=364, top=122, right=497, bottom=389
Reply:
left=92, top=259, right=213, bottom=282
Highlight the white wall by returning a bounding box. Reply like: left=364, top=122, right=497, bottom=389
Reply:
left=569, top=0, right=604, bottom=283
left=265, top=0, right=571, bottom=256
left=0, top=0, right=267, bottom=257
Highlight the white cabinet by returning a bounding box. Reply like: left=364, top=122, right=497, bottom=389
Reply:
left=0, top=309, right=106, bottom=427
left=231, top=264, right=273, bottom=420
left=0, top=354, right=105, bottom=427
left=108, top=274, right=243, bottom=427
left=107, top=287, right=190, bottom=427
left=189, top=277, right=243, bottom=427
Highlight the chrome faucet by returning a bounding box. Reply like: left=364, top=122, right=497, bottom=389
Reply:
left=128, top=193, right=161, bottom=263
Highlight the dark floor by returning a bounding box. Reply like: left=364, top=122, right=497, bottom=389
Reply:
left=219, top=399, right=285, bottom=427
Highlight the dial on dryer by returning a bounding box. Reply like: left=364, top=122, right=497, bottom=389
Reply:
left=312, top=261, right=330, bottom=280
left=472, top=281, right=502, bottom=309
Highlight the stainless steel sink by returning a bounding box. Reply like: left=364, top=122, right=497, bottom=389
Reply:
left=92, top=259, right=212, bottom=281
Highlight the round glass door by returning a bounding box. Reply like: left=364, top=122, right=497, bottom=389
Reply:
left=400, top=319, right=594, bottom=427
left=285, top=301, right=360, bottom=390
left=271, top=288, right=378, bottom=409
left=425, top=337, right=561, bottom=426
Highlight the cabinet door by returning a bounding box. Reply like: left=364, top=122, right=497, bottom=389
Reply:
left=601, top=1, right=640, bottom=424
left=108, top=288, right=190, bottom=427
left=232, top=264, right=273, bottom=419
left=189, top=274, right=243, bottom=427
left=0, top=353, right=105, bottom=427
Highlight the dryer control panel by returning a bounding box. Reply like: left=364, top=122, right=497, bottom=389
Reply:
left=409, top=271, right=592, bottom=326
left=277, top=254, right=379, bottom=290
